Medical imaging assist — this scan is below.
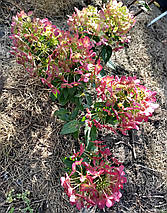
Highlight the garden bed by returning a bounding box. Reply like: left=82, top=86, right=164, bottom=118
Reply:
left=0, top=0, right=167, bottom=212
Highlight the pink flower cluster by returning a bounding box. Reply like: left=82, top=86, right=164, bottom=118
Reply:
left=68, top=0, right=135, bottom=51
left=10, top=11, right=61, bottom=77
left=9, top=11, right=102, bottom=94
left=61, top=142, right=127, bottom=210
left=43, top=31, right=102, bottom=91
left=91, top=75, right=159, bottom=134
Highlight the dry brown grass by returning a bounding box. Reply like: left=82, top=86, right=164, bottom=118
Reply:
left=0, top=61, right=77, bottom=212
left=20, top=0, right=86, bottom=17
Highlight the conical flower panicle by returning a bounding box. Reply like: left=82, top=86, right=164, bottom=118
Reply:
left=61, top=142, right=127, bottom=210
left=86, top=75, right=159, bottom=135
left=10, top=11, right=103, bottom=94
left=68, top=0, right=135, bottom=50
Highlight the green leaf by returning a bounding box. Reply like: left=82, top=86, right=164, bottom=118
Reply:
left=54, top=108, right=69, bottom=115
left=94, top=102, right=104, bottom=108
left=9, top=207, right=15, bottom=213
left=73, top=130, right=79, bottom=140
left=71, top=97, right=84, bottom=110
left=106, top=116, right=118, bottom=125
left=29, top=208, right=33, bottom=213
left=68, top=87, right=77, bottom=96
left=50, top=92, right=57, bottom=102
left=106, top=59, right=116, bottom=70
left=85, top=125, right=97, bottom=152
left=84, top=122, right=97, bottom=151
left=92, top=35, right=100, bottom=43
left=54, top=108, right=70, bottom=121
left=99, top=68, right=108, bottom=77
left=63, top=157, right=74, bottom=170
left=60, top=120, right=79, bottom=135
left=101, top=45, right=112, bottom=64
left=81, top=116, right=86, bottom=122
left=57, top=93, right=69, bottom=106
left=85, top=94, right=92, bottom=107
left=22, top=207, right=33, bottom=213
left=90, top=125, right=97, bottom=142
left=63, top=88, right=69, bottom=100
left=70, top=108, right=79, bottom=120
left=74, top=93, right=82, bottom=98
left=102, top=0, right=108, bottom=3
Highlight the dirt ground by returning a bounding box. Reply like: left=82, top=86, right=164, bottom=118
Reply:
left=0, top=0, right=167, bottom=213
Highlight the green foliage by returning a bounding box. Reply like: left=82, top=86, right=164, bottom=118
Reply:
left=6, top=189, right=34, bottom=213
left=55, top=108, right=71, bottom=122
left=9, top=207, right=15, bottom=213
left=60, top=120, right=80, bottom=135
left=106, top=59, right=116, bottom=70
left=101, top=45, right=112, bottom=64
left=63, top=157, right=74, bottom=173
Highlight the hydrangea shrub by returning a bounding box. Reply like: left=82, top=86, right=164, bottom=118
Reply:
left=9, top=1, right=159, bottom=211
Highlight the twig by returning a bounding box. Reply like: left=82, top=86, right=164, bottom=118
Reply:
left=155, top=203, right=167, bottom=208
left=127, top=0, right=138, bottom=8
left=141, top=195, right=165, bottom=198
left=115, top=141, right=133, bottom=150
left=131, top=130, right=137, bottom=159
left=128, top=130, right=137, bottom=160
left=136, top=164, right=160, bottom=173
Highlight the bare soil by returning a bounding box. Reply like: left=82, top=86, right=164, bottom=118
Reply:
left=0, top=0, right=167, bottom=213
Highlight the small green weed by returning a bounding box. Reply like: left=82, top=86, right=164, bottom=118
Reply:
left=6, top=189, right=34, bottom=213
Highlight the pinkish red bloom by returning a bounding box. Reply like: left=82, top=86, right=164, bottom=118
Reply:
left=44, top=31, right=101, bottom=90
left=10, top=11, right=62, bottom=91
left=10, top=11, right=101, bottom=93
left=68, top=1, right=135, bottom=50
left=87, top=75, right=159, bottom=134
left=61, top=143, right=127, bottom=210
